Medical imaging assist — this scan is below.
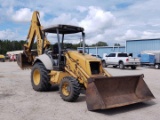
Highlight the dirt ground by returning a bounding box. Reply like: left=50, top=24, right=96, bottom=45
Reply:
left=0, top=62, right=159, bottom=120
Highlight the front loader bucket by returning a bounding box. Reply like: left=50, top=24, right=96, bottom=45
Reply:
left=17, top=53, right=32, bottom=69
left=86, top=75, right=155, bottom=111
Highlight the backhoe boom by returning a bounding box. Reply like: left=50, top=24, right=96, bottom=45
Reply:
left=17, top=11, right=50, bottom=68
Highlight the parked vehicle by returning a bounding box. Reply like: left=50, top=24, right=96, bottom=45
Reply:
left=139, top=51, right=160, bottom=69
left=102, top=52, right=140, bottom=69
left=8, top=54, right=16, bottom=61
left=6, top=50, right=23, bottom=62
left=90, top=54, right=102, bottom=60
left=0, top=54, right=5, bottom=62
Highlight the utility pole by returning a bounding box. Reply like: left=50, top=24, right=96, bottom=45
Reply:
left=80, top=37, right=81, bottom=47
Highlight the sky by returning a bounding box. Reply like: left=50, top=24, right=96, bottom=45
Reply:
left=0, top=0, right=160, bottom=46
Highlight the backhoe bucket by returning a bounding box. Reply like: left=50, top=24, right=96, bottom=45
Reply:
left=86, top=75, right=155, bottom=111
left=17, top=53, right=32, bottom=69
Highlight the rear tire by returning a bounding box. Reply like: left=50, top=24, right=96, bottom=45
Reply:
left=155, top=64, right=160, bottom=69
left=2, top=58, right=5, bottom=62
left=113, top=65, right=117, bottom=68
left=131, top=66, right=136, bottom=70
left=102, top=60, right=107, bottom=67
left=60, top=76, right=80, bottom=102
left=119, top=62, right=124, bottom=69
left=31, top=62, right=51, bottom=91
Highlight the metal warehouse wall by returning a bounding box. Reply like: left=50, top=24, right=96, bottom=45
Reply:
left=126, top=38, right=160, bottom=57
left=78, top=46, right=125, bottom=57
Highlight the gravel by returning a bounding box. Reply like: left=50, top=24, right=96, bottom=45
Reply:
left=0, top=62, right=159, bottom=120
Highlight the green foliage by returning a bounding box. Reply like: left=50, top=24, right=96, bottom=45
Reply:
left=0, top=39, right=109, bottom=55
left=0, top=40, right=37, bottom=55
left=91, top=41, right=108, bottom=46
left=0, top=40, right=24, bottom=54
left=0, top=40, right=86, bottom=55
left=53, top=42, right=88, bottom=50
left=114, top=43, right=121, bottom=46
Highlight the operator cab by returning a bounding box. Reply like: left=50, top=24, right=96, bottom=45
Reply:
left=42, top=24, right=85, bottom=70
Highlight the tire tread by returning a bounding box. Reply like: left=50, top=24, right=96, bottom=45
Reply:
left=31, top=62, right=51, bottom=91
left=60, top=76, right=80, bottom=102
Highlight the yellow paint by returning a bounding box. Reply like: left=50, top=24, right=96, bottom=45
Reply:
left=61, top=51, right=111, bottom=88
left=26, top=11, right=50, bottom=56
left=0, top=54, right=5, bottom=59
left=49, top=71, right=71, bottom=84
left=20, top=11, right=50, bottom=64
left=20, top=11, right=112, bottom=89
left=62, top=82, right=70, bottom=96
left=33, top=69, right=40, bottom=85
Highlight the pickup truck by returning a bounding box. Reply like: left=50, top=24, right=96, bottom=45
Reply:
left=102, top=52, right=140, bottom=69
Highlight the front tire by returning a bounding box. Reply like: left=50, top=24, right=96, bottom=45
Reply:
left=31, top=62, right=51, bottom=91
left=131, top=66, right=136, bottom=70
left=102, top=60, right=107, bottom=67
left=113, top=65, right=117, bottom=68
left=119, top=62, right=124, bottom=69
left=155, top=64, right=160, bottom=69
left=60, top=76, right=80, bottom=102
left=2, top=58, right=5, bottom=62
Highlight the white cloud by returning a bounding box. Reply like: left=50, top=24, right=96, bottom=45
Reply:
left=43, top=6, right=117, bottom=34
left=0, top=0, right=160, bottom=45
left=79, top=6, right=116, bottom=34
left=115, top=30, right=160, bottom=42
left=41, top=6, right=117, bottom=45
left=141, top=31, right=160, bottom=39
left=115, top=30, right=138, bottom=41
left=49, top=14, right=77, bottom=25
left=11, top=8, right=33, bottom=22
left=41, top=13, right=79, bottom=28
left=77, top=6, right=87, bottom=13
left=86, top=34, right=106, bottom=45
left=0, top=29, right=17, bottom=40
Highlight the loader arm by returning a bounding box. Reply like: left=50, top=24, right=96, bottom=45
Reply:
left=64, top=51, right=111, bottom=88
left=17, top=11, right=50, bottom=69
left=62, top=51, right=154, bottom=110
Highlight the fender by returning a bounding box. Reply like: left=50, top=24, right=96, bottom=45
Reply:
left=34, top=54, right=53, bottom=70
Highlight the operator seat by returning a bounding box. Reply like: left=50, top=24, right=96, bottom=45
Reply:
left=53, top=44, right=59, bottom=54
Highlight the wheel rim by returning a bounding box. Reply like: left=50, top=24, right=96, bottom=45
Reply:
left=155, top=65, right=159, bottom=69
left=102, top=61, right=106, bottom=67
left=33, top=69, right=40, bottom=85
left=62, top=82, right=70, bottom=96
left=120, top=63, right=122, bottom=68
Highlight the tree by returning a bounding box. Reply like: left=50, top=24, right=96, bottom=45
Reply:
left=0, top=40, right=27, bottom=54
left=114, top=43, right=120, bottom=46
left=0, top=39, right=89, bottom=55
left=91, top=41, right=108, bottom=47
left=52, top=42, right=88, bottom=50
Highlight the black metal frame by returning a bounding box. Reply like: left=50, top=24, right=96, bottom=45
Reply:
left=43, top=24, right=85, bottom=69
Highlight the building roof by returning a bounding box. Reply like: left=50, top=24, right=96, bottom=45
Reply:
left=126, top=38, right=160, bottom=42
left=78, top=46, right=125, bottom=49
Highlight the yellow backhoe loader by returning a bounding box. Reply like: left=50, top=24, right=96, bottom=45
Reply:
left=0, top=54, right=5, bottom=62
left=17, top=11, right=154, bottom=111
